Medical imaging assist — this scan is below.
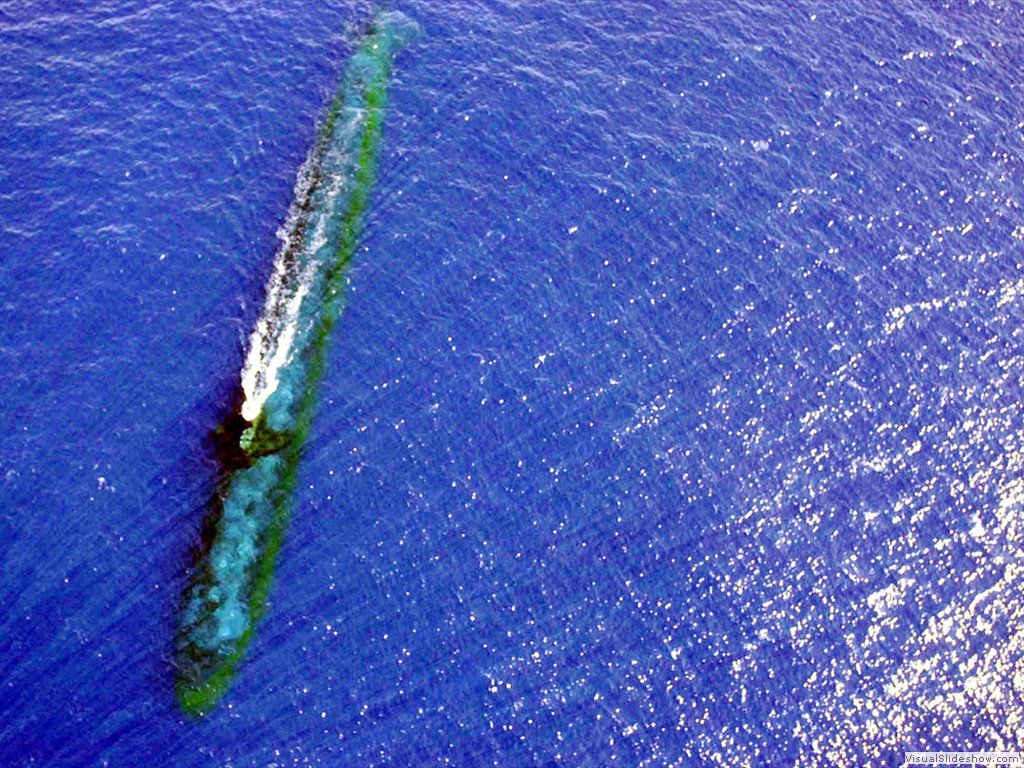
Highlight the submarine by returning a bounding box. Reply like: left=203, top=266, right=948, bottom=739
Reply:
left=174, top=11, right=415, bottom=716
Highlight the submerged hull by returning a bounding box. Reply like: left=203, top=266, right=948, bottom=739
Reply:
left=174, top=12, right=414, bottom=716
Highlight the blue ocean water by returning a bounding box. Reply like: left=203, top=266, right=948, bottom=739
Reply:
left=2, top=0, right=1023, bottom=764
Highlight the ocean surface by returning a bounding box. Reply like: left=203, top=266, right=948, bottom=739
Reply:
left=2, top=1, right=1023, bottom=765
